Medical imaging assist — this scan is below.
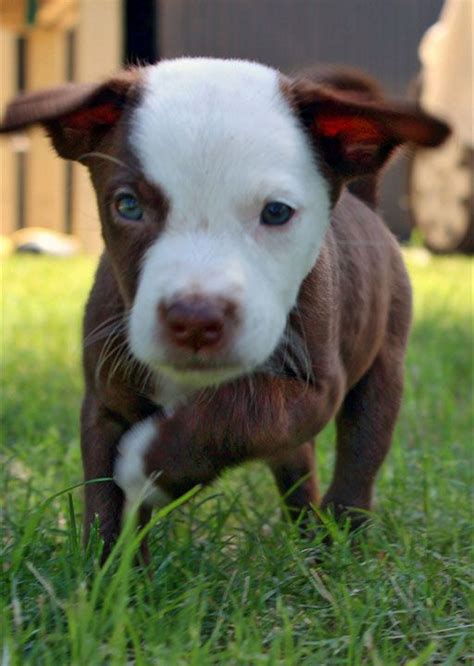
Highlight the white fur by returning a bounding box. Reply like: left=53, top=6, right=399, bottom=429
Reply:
left=128, top=58, right=331, bottom=390
left=114, top=418, right=171, bottom=511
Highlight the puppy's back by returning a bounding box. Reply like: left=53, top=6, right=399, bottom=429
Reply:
left=330, top=189, right=412, bottom=387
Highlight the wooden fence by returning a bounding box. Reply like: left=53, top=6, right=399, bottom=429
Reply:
left=1, top=0, right=443, bottom=253
left=0, top=0, right=122, bottom=253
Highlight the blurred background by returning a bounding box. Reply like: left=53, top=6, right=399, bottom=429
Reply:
left=0, top=0, right=472, bottom=254
left=1, top=9, right=472, bottom=661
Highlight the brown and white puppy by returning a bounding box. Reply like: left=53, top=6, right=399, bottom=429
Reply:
left=1, top=58, right=449, bottom=559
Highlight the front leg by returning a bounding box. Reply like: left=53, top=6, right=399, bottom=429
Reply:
left=114, top=373, right=343, bottom=505
left=268, top=441, right=319, bottom=526
left=321, top=345, right=405, bottom=529
left=81, top=394, right=127, bottom=558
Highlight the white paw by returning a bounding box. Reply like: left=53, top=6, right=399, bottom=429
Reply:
left=114, top=417, right=172, bottom=511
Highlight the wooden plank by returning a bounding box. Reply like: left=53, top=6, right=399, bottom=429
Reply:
left=71, top=0, right=123, bottom=254
left=0, top=28, right=17, bottom=236
left=25, top=29, right=67, bottom=231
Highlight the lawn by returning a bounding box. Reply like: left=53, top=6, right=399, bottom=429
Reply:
left=1, top=249, right=472, bottom=665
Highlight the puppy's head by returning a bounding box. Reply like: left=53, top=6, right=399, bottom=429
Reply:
left=1, top=58, right=449, bottom=390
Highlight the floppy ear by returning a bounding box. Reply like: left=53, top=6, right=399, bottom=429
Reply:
left=0, top=70, right=139, bottom=160
left=291, top=80, right=450, bottom=179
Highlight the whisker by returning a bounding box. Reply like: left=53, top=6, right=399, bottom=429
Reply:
left=260, top=314, right=314, bottom=387
left=107, top=339, right=131, bottom=384
left=139, top=367, right=156, bottom=398
left=334, top=240, right=393, bottom=246
left=86, top=308, right=155, bottom=399
left=78, top=152, right=139, bottom=175
left=246, top=373, right=256, bottom=407
left=95, top=329, right=125, bottom=384
left=290, top=307, right=314, bottom=388
left=84, top=315, right=127, bottom=347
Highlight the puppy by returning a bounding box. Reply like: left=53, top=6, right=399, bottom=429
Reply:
left=1, top=58, right=449, bottom=559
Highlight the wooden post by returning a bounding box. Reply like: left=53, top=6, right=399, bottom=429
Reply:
left=72, top=0, right=123, bottom=253
left=25, top=28, right=68, bottom=231
left=0, top=28, right=17, bottom=236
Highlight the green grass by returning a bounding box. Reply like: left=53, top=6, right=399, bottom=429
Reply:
left=1, top=249, right=473, bottom=665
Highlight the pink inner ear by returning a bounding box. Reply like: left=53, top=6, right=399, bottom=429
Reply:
left=62, top=103, right=122, bottom=130
left=314, top=115, right=384, bottom=145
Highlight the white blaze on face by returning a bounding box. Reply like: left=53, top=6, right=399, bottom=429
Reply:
left=128, top=58, right=331, bottom=388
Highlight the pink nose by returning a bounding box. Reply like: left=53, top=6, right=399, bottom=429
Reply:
left=160, top=296, right=236, bottom=352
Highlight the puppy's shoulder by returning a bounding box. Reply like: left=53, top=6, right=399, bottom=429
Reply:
left=331, top=189, right=396, bottom=246
left=328, top=189, right=403, bottom=276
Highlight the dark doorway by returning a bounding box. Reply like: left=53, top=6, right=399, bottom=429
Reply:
left=124, top=0, right=158, bottom=66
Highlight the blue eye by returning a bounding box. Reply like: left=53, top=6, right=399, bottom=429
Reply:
left=260, top=201, right=295, bottom=226
left=114, top=192, right=143, bottom=221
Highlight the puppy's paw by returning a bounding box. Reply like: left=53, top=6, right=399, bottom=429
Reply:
left=114, top=417, right=172, bottom=513
left=319, top=499, right=371, bottom=533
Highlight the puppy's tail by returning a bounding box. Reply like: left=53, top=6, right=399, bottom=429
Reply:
left=298, top=65, right=386, bottom=208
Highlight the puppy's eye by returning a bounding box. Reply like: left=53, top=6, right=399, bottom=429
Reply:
left=260, top=201, right=294, bottom=226
left=114, top=192, right=143, bottom=221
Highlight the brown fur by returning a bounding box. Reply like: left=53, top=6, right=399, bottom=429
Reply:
left=294, top=65, right=385, bottom=206
left=0, top=64, right=449, bottom=558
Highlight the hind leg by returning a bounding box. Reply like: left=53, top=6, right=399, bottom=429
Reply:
left=321, top=345, right=405, bottom=528
left=269, top=441, right=319, bottom=525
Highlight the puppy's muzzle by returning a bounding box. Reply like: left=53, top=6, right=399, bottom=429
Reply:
left=159, top=295, right=238, bottom=353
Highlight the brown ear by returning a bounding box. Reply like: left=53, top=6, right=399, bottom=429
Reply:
left=291, top=81, right=450, bottom=179
left=0, top=70, right=139, bottom=160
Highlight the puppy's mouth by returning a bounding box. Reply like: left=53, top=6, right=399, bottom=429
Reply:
left=157, top=359, right=244, bottom=388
